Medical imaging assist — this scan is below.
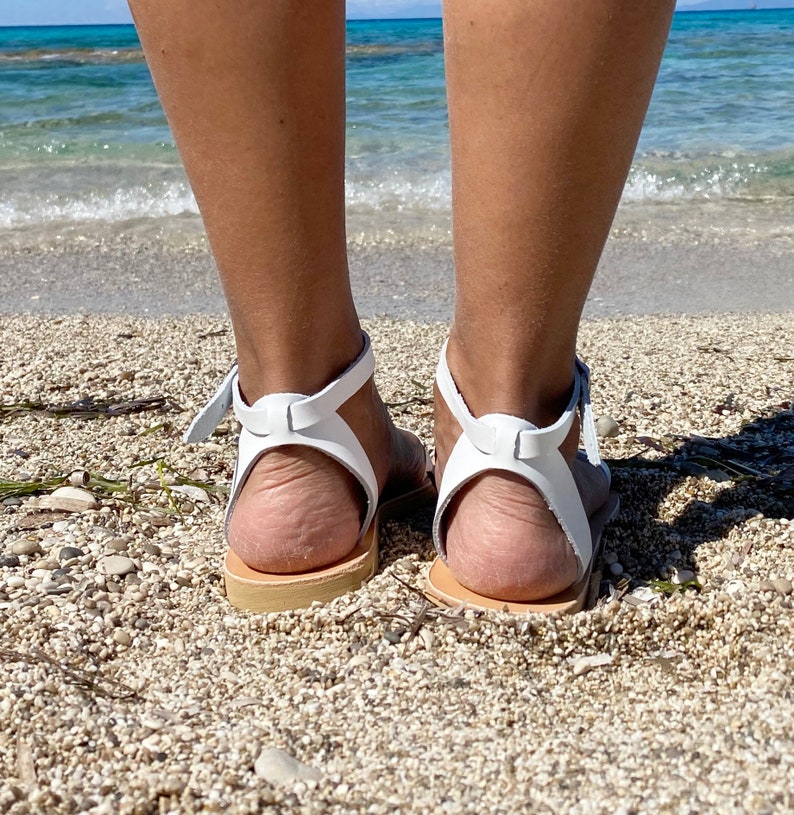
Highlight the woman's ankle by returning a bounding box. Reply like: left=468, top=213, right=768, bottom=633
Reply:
left=445, top=328, right=577, bottom=430
left=234, top=323, right=365, bottom=403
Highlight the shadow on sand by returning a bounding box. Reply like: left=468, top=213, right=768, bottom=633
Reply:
left=381, top=407, right=793, bottom=600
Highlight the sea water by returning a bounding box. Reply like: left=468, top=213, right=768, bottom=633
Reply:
left=0, top=11, right=792, bottom=247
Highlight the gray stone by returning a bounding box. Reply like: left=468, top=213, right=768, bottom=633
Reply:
left=609, top=562, right=624, bottom=577
left=11, top=540, right=41, bottom=556
left=0, top=554, right=20, bottom=568
left=254, top=748, right=322, bottom=786
left=596, top=415, right=620, bottom=438
left=59, top=546, right=85, bottom=561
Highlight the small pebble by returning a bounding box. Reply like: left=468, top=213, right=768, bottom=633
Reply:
left=0, top=554, right=21, bottom=568
left=11, top=540, right=41, bottom=556
left=603, top=551, right=618, bottom=566
left=113, top=630, right=132, bottom=647
left=771, top=578, right=792, bottom=596
left=254, top=748, right=322, bottom=785
left=609, top=562, right=623, bottom=576
left=59, top=546, right=85, bottom=562
left=99, top=555, right=136, bottom=577
left=596, top=415, right=620, bottom=438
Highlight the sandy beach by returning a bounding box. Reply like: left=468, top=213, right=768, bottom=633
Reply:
left=1, top=306, right=792, bottom=814
left=2, top=9, right=794, bottom=811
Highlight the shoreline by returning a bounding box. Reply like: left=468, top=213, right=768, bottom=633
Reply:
left=1, top=229, right=792, bottom=319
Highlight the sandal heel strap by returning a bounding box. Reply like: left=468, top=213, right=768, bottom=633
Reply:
left=576, top=358, right=603, bottom=470
left=433, top=343, right=603, bottom=580
left=183, top=332, right=379, bottom=541
left=233, top=334, right=375, bottom=435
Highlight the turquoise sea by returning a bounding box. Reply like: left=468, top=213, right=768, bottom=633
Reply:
left=0, top=11, right=792, bottom=247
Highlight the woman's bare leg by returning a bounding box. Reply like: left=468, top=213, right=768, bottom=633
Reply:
left=438, top=1, right=675, bottom=600
left=128, top=0, right=426, bottom=572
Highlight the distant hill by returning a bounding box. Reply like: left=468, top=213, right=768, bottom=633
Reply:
left=680, top=1, right=793, bottom=9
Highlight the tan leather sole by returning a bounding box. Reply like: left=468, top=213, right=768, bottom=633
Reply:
left=223, top=479, right=437, bottom=612
left=425, top=492, right=620, bottom=615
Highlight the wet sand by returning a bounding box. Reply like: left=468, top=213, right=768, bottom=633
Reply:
left=1, top=232, right=792, bottom=319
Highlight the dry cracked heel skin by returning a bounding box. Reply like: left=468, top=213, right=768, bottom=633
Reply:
left=224, top=478, right=437, bottom=613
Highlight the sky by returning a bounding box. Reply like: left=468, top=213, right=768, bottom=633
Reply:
left=0, top=0, right=770, bottom=28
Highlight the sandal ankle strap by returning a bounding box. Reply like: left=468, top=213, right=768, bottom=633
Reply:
left=184, top=334, right=375, bottom=442
left=435, top=341, right=602, bottom=466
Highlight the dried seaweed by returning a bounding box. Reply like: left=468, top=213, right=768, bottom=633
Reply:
left=0, top=648, right=138, bottom=700
left=129, top=457, right=228, bottom=495
left=0, top=395, right=181, bottom=420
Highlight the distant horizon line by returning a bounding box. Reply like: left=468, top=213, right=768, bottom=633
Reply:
left=2, top=6, right=793, bottom=28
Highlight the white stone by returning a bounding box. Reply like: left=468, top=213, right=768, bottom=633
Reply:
left=254, top=748, right=322, bottom=785
left=38, top=486, right=99, bottom=513
left=572, top=653, right=614, bottom=677
left=671, top=569, right=696, bottom=585
left=629, top=587, right=659, bottom=604
left=99, top=555, right=136, bottom=577
left=171, top=485, right=210, bottom=503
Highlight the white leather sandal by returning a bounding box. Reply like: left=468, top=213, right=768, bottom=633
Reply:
left=426, top=340, right=619, bottom=614
left=184, top=332, right=435, bottom=612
